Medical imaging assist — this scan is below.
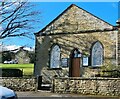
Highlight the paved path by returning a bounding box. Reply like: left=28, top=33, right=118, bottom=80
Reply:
left=17, top=91, right=119, bottom=99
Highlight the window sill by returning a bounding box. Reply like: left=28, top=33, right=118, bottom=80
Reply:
left=47, top=68, right=62, bottom=70
left=82, top=65, right=89, bottom=67
left=82, top=66, right=102, bottom=69
left=89, top=66, right=102, bottom=69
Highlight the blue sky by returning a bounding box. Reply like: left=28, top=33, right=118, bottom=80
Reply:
left=2, top=2, right=118, bottom=48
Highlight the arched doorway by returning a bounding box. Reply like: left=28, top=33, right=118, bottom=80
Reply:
left=69, top=48, right=81, bottom=77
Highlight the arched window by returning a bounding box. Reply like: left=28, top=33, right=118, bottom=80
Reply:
left=50, top=45, right=61, bottom=68
left=91, top=41, right=103, bottom=67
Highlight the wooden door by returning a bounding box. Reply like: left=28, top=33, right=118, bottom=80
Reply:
left=69, top=48, right=81, bottom=77
left=71, top=58, right=80, bottom=77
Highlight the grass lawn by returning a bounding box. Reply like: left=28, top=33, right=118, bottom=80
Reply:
left=0, top=64, right=34, bottom=76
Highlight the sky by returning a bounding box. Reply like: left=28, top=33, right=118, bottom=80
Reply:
left=1, top=2, right=119, bottom=48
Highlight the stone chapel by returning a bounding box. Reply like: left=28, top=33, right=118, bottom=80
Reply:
left=34, top=4, right=119, bottom=83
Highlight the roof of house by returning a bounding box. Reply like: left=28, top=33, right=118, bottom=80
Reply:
left=35, top=4, right=117, bottom=36
left=1, top=47, right=34, bottom=54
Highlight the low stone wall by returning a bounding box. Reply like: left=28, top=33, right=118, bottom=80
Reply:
left=41, top=67, right=69, bottom=84
left=41, top=67, right=101, bottom=84
left=1, top=77, right=37, bottom=91
left=53, top=77, right=120, bottom=96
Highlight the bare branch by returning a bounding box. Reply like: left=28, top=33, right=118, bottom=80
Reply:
left=0, top=0, right=41, bottom=40
left=0, top=2, right=26, bottom=24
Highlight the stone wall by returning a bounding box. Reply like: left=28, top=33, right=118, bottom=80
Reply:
left=118, top=26, right=120, bottom=65
left=41, top=67, right=101, bottom=84
left=41, top=67, right=69, bottom=84
left=1, top=77, right=37, bottom=91
left=40, top=4, right=113, bottom=34
left=35, top=31, right=117, bottom=77
left=53, top=77, right=120, bottom=96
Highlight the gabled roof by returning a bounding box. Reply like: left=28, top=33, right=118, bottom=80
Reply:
left=35, top=4, right=114, bottom=36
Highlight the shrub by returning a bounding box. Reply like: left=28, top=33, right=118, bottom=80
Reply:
left=0, top=68, right=23, bottom=77
left=100, top=64, right=120, bottom=78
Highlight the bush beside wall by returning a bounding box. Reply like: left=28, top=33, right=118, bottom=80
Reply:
left=0, top=69, right=23, bottom=77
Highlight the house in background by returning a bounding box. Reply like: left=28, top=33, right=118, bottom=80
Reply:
left=34, top=4, right=119, bottom=83
left=15, top=47, right=30, bottom=64
left=2, top=47, right=35, bottom=64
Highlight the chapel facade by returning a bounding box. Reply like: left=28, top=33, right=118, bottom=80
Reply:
left=34, top=4, right=119, bottom=83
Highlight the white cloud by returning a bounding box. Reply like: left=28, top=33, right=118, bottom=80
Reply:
left=0, top=26, right=2, bottom=30
left=5, top=45, right=20, bottom=50
left=23, top=47, right=35, bottom=51
left=0, top=44, right=34, bottom=52
left=112, top=3, right=117, bottom=8
left=0, top=45, right=20, bottom=52
left=0, top=26, right=3, bottom=33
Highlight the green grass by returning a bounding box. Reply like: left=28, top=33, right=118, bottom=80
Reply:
left=0, top=64, right=34, bottom=76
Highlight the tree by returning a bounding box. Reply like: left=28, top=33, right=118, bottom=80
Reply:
left=0, top=0, right=40, bottom=39
left=2, top=51, right=15, bottom=63
left=28, top=51, right=35, bottom=63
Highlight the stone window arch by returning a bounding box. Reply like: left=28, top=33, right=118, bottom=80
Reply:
left=50, top=44, right=61, bottom=68
left=91, top=41, right=104, bottom=67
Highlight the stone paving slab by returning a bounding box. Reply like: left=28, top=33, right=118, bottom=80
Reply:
left=16, top=91, right=119, bottom=99
left=18, top=97, right=120, bottom=99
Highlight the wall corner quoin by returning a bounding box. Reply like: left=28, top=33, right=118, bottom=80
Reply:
left=116, top=19, right=120, bottom=65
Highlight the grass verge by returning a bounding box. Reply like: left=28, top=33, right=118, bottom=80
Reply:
left=0, top=64, right=34, bottom=76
